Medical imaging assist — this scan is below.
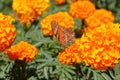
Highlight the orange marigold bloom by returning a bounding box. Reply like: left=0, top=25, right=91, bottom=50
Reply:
left=55, top=0, right=66, bottom=5
left=41, top=12, right=74, bottom=35
left=0, top=13, right=16, bottom=52
left=71, top=0, right=90, bottom=3
left=6, top=41, right=38, bottom=62
left=85, top=9, right=114, bottom=29
left=58, top=43, right=81, bottom=65
left=69, top=0, right=96, bottom=19
left=12, top=0, right=50, bottom=25
left=76, top=23, right=120, bottom=70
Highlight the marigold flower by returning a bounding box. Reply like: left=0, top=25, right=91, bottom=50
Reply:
left=85, top=9, right=114, bottom=29
left=12, top=0, right=50, bottom=25
left=71, top=0, right=78, bottom=2
left=71, top=0, right=90, bottom=3
left=58, top=43, right=81, bottom=64
left=55, top=0, right=66, bottom=5
left=41, top=12, right=74, bottom=35
left=76, top=23, right=120, bottom=70
left=69, top=0, right=96, bottom=19
left=0, top=13, right=16, bottom=52
left=6, top=41, right=38, bottom=62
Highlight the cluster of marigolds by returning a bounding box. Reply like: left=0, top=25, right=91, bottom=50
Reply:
left=0, top=0, right=120, bottom=70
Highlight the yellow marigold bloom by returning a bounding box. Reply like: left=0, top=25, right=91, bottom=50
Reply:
left=55, top=0, right=66, bottom=5
left=85, top=9, right=114, bottom=29
left=12, top=0, right=50, bottom=25
left=69, top=0, right=96, bottom=19
left=41, top=12, right=74, bottom=35
left=6, top=41, right=38, bottom=62
left=58, top=43, right=81, bottom=65
left=0, top=13, right=16, bottom=52
left=77, top=23, right=120, bottom=70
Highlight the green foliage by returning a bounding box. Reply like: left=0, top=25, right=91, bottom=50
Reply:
left=36, top=57, right=76, bottom=80
left=0, top=0, right=13, bottom=14
left=0, top=0, right=120, bottom=80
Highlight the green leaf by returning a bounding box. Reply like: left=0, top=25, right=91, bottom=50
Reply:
left=44, top=67, right=49, bottom=79
left=37, top=63, right=47, bottom=69
left=49, top=66, right=53, bottom=74
left=101, top=73, right=112, bottom=80
left=115, top=74, right=120, bottom=80
left=40, top=49, right=52, bottom=59
left=74, top=18, right=82, bottom=30
left=0, top=71, right=5, bottom=78
left=36, top=59, right=48, bottom=62
left=86, top=68, right=91, bottom=79
left=93, top=71, right=97, bottom=80
left=108, top=69, right=115, bottom=79
left=96, top=73, right=104, bottom=80
left=59, top=73, right=65, bottom=80
left=114, top=60, right=120, bottom=75
left=64, top=68, right=75, bottom=74
left=52, top=68, right=62, bottom=74
left=28, top=76, right=37, bottom=80
left=64, top=70, right=72, bottom=80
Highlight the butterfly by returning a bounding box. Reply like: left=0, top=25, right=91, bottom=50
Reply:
left=51, top=21, right=75, bottom=46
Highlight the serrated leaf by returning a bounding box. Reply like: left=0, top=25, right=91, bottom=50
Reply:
left=37, top=63, right=47, bottom=69
left=59, top=73, right=65, bottom=80
left=101, top=73, right=112, bottom=80
left=28, top=76, right=37, bottom=80
left=40, top=49, right=52, bottom=59
left=115, top=74, right=120, bottom=80
left=108, top=69, right=115, bottom=79
left=86, top=68, right=91, bottom=79
left=67, top=65, right=76, bottom=70
left=74, top=18, right=82, bottom=30
left=44, top=67, right=49, bottom=79
left=113, top=60, right=120, bottom=75
left=52, top=68, right=62, bottom=74
left=96, top=74, right=104, bottom=80
left=36, top=59, right=48, bottom=62
left=63, top=70, right=72, bottom=80
left=63, top=64, right=75, bottom=69
left=93, top=71, right=97, bottom=80
left=0, top=71, right=5, bottom=78
left=49, top=67, right=53, bottom=74
left=64, top=68, right=75, bottom=74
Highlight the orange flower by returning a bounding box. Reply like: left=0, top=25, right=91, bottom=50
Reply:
left=12, top=0, right=50, bottom=25
left=58, top=43, right=81, bottom=65
left=69, top=0, right=96, bottom=19
left=85, top=9, right=114, bottom=29
left=6, top=41, right=38, bottom=62
left=0, top=13, right=16, bottom=52
left=76, top=23, right=120, bottom=70
left=41, top=12, right=74, bottom=36
left=71, top=0, right=90, bottom=3
left=55, top=0, right=66, bottom=5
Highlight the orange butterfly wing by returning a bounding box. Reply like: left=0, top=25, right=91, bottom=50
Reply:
left=51, top=21, right=75, bottom=46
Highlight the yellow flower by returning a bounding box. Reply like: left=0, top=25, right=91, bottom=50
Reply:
left=85, top=9, right=114, bottom=29
left=12, top=0, right=50, bottom=25
left=41, top=12, right=74, bottom=36
left=76, top=23, right=120, bottom=70
left=6, top=41, right=38, bottom=62
left=58, top=43, right=81, bottom=65
left=0, top=13, right=16, bottom=52
left=55, top=0, right=66, bottom=5
left=69, top=0, right=96, bottom=19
